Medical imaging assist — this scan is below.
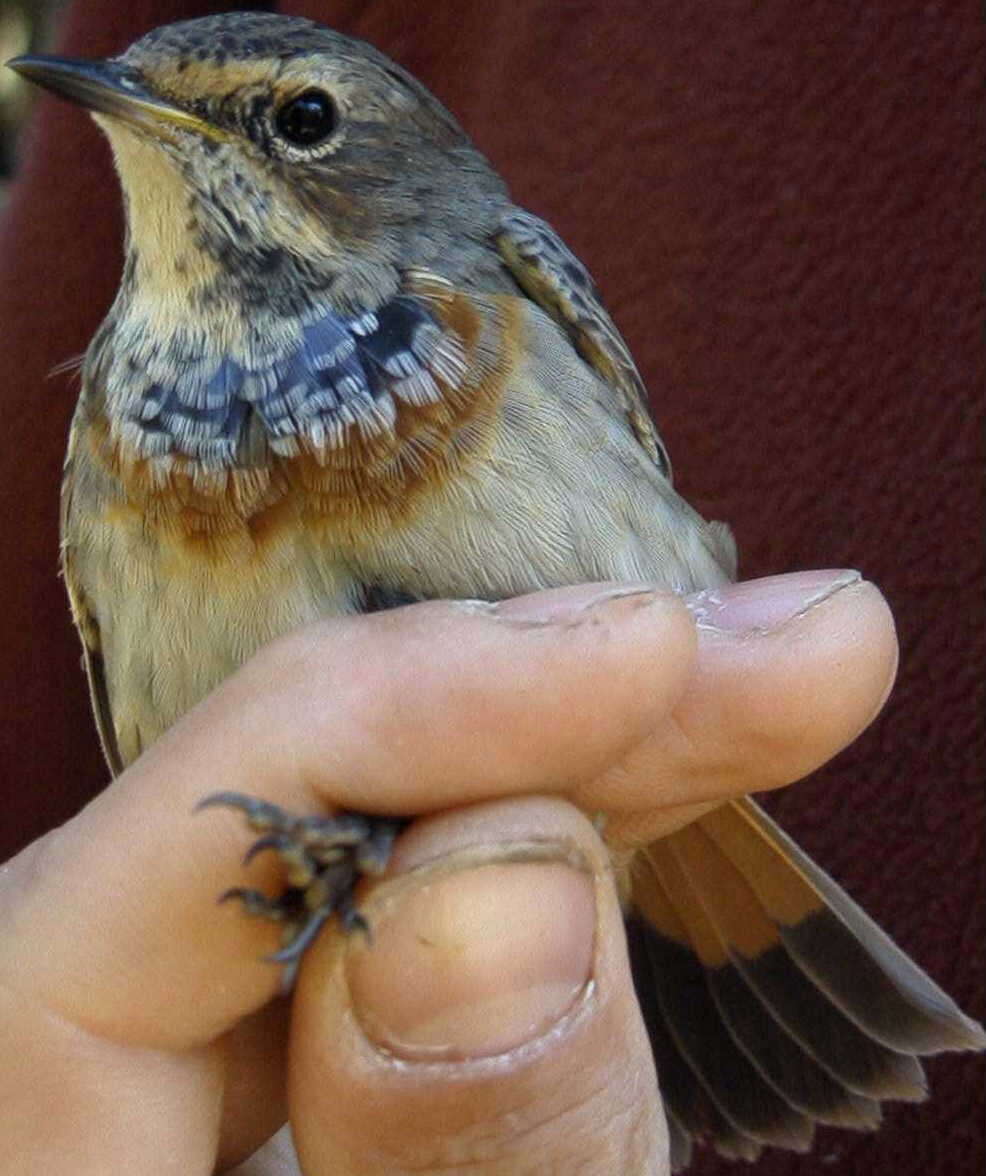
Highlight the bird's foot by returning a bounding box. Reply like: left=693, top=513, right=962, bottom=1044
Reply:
left=196, top=791, right=404, bottom=986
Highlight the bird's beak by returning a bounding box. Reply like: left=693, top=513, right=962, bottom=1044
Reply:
left=6, top=54, right=227, bottom=143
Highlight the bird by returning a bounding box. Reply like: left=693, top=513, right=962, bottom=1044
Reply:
left=8, top=13, right=983, bottom=1169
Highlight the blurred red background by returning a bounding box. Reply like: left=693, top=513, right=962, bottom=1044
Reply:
left=1, top=3, right=981, bottom=1173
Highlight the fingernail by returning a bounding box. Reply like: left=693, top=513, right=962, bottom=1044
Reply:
left=493, top=582, right=659, bottom=625
left=687, top=569, right=862, bottom=633
left=346, top=852, right=596, bottom=1061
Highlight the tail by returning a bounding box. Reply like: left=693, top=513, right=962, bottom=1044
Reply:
left=627, top=797, right=984, bottom=1170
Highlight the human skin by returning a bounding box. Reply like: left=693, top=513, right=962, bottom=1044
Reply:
left=0, top=570, right=897, bottom=1175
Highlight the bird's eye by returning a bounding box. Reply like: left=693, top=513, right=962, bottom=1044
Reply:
left=275, top=90, right=337, bottom=147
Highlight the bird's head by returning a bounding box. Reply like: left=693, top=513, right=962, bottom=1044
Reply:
left=9, top=13, right=507, bottom=322
left=7, top=15, right=516, bottom=479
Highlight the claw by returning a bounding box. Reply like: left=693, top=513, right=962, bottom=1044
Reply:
left=267, top=907, right=334, bottom=964
left=196, top=790, right=287, bottom=832
left=218, top=886, right=292, bottom=921
left=196, top=790, right=257, bottom=815
left=243, top=832, right=320, bottom=888
left=242, top=832, right=293, bottom=866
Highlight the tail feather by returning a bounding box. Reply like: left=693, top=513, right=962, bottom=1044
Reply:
left=633, top=851, right=817, bottom=1152
left=627, top=798, right=984, bottom=1169
left=726, top=799, right=986, bottom=1053
left=657, top=822, right=928, bottom=1102
left=660, top=825, right=885, bottom=1122
left=702, top=962, right=883, bottom=1129
left=625, top=916, right=763, bottom=1166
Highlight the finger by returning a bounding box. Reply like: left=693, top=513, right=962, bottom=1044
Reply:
left=287, top=797, right=669, bottom=1176
left=194, top=582, right=696, bottom=811
left=0, top=584, right=695, bottom=1049
left=0, top=979, right=221, bottom=1176
left=596, top=570, right=898, bottom=844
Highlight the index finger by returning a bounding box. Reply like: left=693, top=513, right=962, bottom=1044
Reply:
left=0, top=584, right=694, bottom=1051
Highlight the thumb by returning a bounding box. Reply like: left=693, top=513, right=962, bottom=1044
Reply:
left=286, top=797, right=669, bottom=1175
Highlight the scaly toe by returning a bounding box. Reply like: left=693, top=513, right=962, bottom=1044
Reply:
left=199, top=794, right=405, bottom=979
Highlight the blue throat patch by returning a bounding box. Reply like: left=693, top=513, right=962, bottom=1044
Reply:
left=111, top=293, right=468, bottom=465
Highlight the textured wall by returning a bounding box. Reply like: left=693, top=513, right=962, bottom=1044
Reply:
left=1, top=2, right=981, bottom=1172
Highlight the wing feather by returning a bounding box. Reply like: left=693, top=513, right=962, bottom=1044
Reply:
left=495, top=207, right=672, bottom=478
left=61, top=446, right=122, bottom=777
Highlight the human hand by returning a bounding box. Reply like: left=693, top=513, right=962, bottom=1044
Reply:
left=0, top=571, right=896, bottom=1174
